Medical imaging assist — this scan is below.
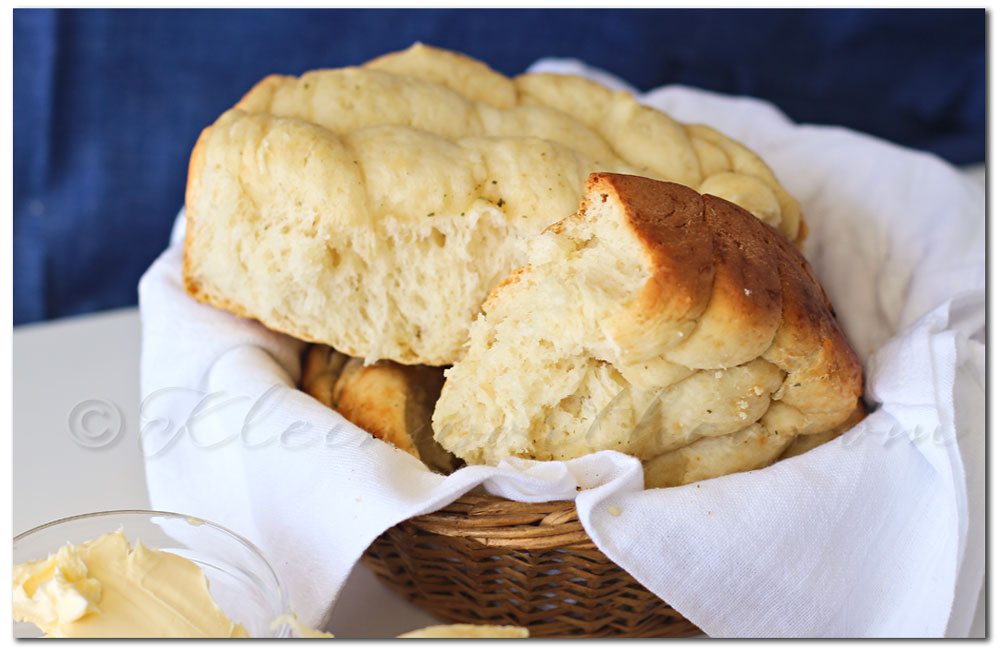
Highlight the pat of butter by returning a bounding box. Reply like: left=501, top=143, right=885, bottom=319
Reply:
left=399, top=624, right=530, bottom=638
left=12, top=529, right=249, bottom=638
left=268, top=614, right=530, bottom=639
left=271, top=612, right=336, bottom=638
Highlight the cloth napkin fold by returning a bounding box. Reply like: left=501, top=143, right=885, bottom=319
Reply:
left=138, top=60, right=985, bottom=638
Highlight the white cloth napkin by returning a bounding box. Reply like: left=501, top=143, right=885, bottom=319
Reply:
left=138, top=59, right=985, bottom=638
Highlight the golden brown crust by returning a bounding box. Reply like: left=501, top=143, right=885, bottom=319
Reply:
left=331, top=359, right=423, bottom=459
left=300, top=345, right=349, bottom=408
left=759, top=218, right=863, bottom=432
left=701, top=194, right=784, bottom=355
left=300, top=345, right=456, bottom=473
left=589, top=173, right=715, bottom=362
left=595, top=173, right=862, bottom=435
left=683, top=122, right=803, bottom=243
left=181, top=124, right=208, bottom=304
left=597, top=172, right=715, bottom=296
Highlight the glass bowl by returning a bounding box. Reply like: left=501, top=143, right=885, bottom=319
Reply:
left=13, top=510, right=291, bottom=638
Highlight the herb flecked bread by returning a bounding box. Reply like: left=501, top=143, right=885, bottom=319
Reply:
left=183, top=43, right=804, bottom=366
left=432, top=173, right=863, bottom=488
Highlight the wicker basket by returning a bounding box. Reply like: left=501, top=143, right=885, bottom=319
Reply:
left=361, top=491, right=702, bottom=638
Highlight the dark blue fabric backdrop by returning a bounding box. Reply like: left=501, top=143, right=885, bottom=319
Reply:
left=13, top=8, right=985, bottom=324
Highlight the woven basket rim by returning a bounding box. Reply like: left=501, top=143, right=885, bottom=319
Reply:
left=407, top=491, right=594, bottom=550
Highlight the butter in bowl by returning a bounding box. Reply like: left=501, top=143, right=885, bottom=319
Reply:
left=12, top=510, right=530, bottom=639
left=12, top=510, right=291, bottom=638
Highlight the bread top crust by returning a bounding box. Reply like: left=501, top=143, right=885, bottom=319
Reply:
left=183, top=43, right=805, bottom=366
left=365, top=42, right=518, bottom=108
left=602, top=174, right=862, bottom=419
left=200, top=42, right=802, bottom=241
left=583, top=174, right=860, bottom=400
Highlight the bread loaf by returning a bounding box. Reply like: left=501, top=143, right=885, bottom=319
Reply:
left=432, top=173, right=862, bottom=488
left=184, top=43, right=803, bottom=366
left=301, top=345, right=456, bottom=473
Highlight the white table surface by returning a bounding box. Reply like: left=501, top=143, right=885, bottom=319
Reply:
left=13, top=308, right=439, bottom=638
left=13, top=164, right=985, bottom=637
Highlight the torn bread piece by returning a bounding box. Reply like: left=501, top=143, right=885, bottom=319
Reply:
left=432, top=173, right=862, bottom=487
left=302, top=345, right=457, bottom=474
